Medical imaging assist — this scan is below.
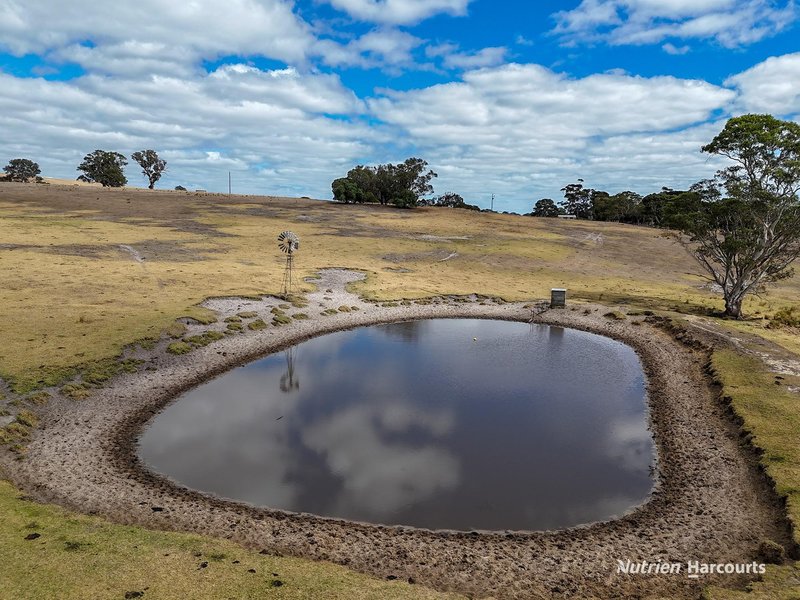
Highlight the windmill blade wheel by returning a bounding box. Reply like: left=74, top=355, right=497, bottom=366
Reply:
left=278, top=231, right=300, bottom=254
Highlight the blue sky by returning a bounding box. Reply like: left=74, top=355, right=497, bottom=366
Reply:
left=0, top=0, right=798, bottom=213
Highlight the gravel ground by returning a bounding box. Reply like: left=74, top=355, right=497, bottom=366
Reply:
left=0, top=269, right=793, bottom=599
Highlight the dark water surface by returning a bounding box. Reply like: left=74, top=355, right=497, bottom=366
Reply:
left=138, top=319, right=653, bottom=531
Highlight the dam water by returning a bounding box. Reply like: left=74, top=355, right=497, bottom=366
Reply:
left=138, top=319, right=653, bottom=531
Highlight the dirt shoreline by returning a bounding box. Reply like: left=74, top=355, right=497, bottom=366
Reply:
left=1, top=269, right=793, bottom=599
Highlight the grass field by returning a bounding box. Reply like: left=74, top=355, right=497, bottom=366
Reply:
left=0, top=481, right=460, bottom=600
left=706, top=351, right=800, bottom=599
left=1, top=182, right=798, bottom=598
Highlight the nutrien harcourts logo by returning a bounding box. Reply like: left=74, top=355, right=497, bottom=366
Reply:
left=616, top=559, right=766, bottom=579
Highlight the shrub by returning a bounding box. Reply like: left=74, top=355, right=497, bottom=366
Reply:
left=769, top=306, right=800, bottom=329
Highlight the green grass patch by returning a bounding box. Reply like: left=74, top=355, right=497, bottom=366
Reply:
left=223, top=316, right=242, bottom=323
left=15, top=410, right=39, bottom=428
left=226, top=322, right=244, bottom=332
left=292, top=313, right=309, bottom=320
left=710, top=350, right=800, bottom=544
left=237, top=311, right=258, bottom=319
left=0, top=479, right=461, bottom=600
left=60, top=383, right=90, bottom=400
left=5, top=422, right=30, bottom=440
left=182, top=307, right=218, bottom=325
left=25, top=391, right=50, bottom=405
left=705, top=349, right=800, bottom=600
left=166, top=342, right=193, bottom=355
left=272, top=314, right=292, bottom=326
left=164, top=322, right=188, bottom=339
left=338, top=305, right=352, bottom=313
left=184, top=331, right=225, bottom=347
left=247, top=319, right=268, bottom=331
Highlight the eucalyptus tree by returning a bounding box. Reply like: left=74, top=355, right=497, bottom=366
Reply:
left=680, top=114, right=800, bottom=318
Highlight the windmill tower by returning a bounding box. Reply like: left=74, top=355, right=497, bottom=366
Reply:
left=277, top=230, right=299, bottom=295
left=279, top=347, right=299, bottom=393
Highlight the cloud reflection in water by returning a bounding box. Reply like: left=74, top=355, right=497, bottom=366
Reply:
left=139, top=319, right=654, bottom=531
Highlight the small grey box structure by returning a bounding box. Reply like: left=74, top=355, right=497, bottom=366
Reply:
left=551, top=288, right=567, bottom=308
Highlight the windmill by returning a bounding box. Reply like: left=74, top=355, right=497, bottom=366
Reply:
left=277, top=230, right=299, bottom=295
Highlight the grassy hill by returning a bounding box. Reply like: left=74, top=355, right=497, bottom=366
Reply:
left=1, top=182, right=797, bottom=392
left=0, top=182, right=798, bottom=599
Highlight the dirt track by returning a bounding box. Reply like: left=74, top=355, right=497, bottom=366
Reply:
left=0, top=269, right=793, bottom=599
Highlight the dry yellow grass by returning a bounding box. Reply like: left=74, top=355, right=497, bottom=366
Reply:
left=1, top=183, right=797, bottom=391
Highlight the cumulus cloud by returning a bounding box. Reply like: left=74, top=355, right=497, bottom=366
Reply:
left=662, top=42, right=691, bottom=54
left=0, top=0, right=314, bottom=64
left=0, top=0, right=796, bottom=211
left=301, top=403, right=460, bottom=518
left=0, top=65, right=371, bottom=196
left=724, top=52, right=800, bottom=115
left=553, top=0, right=797, bottom=48
left=315, top=28, right=424, bottom=69
left=322, top=0, right=472, bottom=25
left=442, top=46, right=508, bottom=70
left=368, top=63, right=735, bottom=206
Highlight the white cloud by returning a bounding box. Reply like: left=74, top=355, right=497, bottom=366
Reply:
left=725, top=52, right=800, bottom=115
left=442, top=46, right=508, bottom=70
left=0, top=0, right=313, bottom=64
left=553, top=0, right=797, bottom=48
left=662, top=42, right=691, bottom=54
left=301, top=403, right=460, bottom=518
left=0, top=64, right=371, bottom=197
left=368, top=63, right=735, bottom=206
left=315, top=29, right=424, bottom=69
left=322, top=0, right=471, bottom=25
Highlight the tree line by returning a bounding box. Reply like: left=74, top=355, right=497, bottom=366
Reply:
left=2, top=149, right=168, bottom=189
left=532, top=114, right=800, bottom=319
left=5, top=115, right=799, bottom=320
left=530, top=183, right=707, bottom=228
left=330, top=115, right=799, bottom=320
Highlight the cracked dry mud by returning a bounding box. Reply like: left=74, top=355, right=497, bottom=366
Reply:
left=1, top=269, right=793, bottom=599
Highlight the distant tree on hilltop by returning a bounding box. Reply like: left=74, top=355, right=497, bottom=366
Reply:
left=132, top=150, right=167, bottom=189
left=559, top=179, right=595, bottom=219
left=332, top=158, right=437, bottom=208
left=77, top=150, right=127, bottom=187
left=531, top=198, right=560, bottom=217
left=3, top=158, right=41, bottom=182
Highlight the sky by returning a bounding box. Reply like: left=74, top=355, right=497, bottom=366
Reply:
left=0, top=0, right=798, bottom=213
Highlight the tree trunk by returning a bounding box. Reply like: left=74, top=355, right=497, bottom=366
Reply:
left=724, top=294, right=744, bottom=319
left=148, top=182, right=154, bottom=190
